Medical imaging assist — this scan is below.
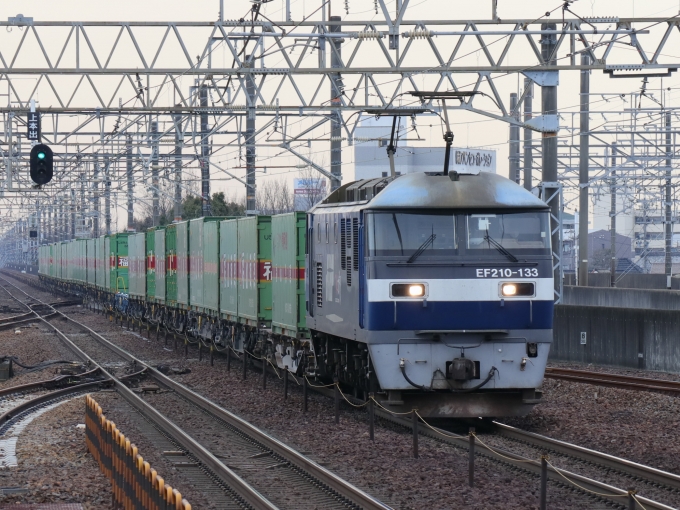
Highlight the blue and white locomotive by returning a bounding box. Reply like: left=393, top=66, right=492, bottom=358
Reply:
left=306, top=170, right=553, bottom=418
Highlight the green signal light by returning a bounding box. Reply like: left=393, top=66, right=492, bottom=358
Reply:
left=37, top=152, right=45, bottom=160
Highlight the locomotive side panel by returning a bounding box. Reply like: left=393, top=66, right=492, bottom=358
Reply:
left=306, top=208, right=364, bottom=342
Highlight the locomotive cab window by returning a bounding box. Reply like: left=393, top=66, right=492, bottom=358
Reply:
left=466, top=212, right=550, bottom=256
left=367, top=211, right=457, bottom=258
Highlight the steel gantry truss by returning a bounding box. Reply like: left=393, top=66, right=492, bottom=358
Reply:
left=2, top=1, right=680, bottom=297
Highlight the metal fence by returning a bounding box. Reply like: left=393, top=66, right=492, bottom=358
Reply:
left=85, top=395, right=192, bottom=510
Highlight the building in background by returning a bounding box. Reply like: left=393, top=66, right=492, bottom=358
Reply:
left=353, top=117, right=496, bottom=179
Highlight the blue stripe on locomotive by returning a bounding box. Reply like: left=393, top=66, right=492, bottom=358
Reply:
left=365, top=300, right=553, bottom=330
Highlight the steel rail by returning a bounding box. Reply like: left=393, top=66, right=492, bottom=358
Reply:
left=0, top=380, right=105, bottom=426
left=0, top=367, right=103, bottom=398
left=0, top=276, right=278, bottom=510
left=1, top=275, right=391, bottom=510
left=491, top=421, right=680, bottom=492
left=545, top=367, right=680, bottom=396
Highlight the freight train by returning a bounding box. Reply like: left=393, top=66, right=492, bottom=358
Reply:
left=37, top=170, right=553, bottom=418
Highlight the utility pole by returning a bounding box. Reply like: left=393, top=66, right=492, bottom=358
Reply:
left=541, top=22, right=560, bottom=299
left=245, top=59, right=256, bottom=214
left=151, top=120, right=160, bottom=226
left=93, top=155, right=100, bottom=238
left=330, top=15, right=343, bottom=191
left=70, top=188, right=76, bottom=239
left=509, top=92, right=520, bottom=184
left=126, top=134, right=134, bottom=232
left=104, top=154, right=111, bottom=235
left=523, top=78, right=533, bottom=191
left=47, top=205, right=52, bottom=244
left=578, top=54, right=590, bottom=286
left=80, top=172, right=86, bottom=237
left=666, top=111, right=673, bottom=288
left=610, top=143, right=617, bottom=288
left=200, top=86, right=212, bottom=216
left=174, top=114, right=183, bottom=222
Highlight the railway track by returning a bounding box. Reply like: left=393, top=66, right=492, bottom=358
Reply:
left=0, top=274, right=391, bottom=510
left=545, top=367, right=680, bottom=396
left=11, top=271, right=680, bottom=509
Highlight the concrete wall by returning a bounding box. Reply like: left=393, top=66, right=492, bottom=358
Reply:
left=562, top=286, right=680, bottom=310
left=552, top=305, right=680, bottom=373
left=564, top=273, right=680, bottom=290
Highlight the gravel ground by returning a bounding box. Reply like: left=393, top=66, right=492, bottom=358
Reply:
left=0, top=321, right=84, bottom=391
left=0, top=395, right=111, bottom=509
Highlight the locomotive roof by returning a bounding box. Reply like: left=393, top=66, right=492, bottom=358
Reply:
left=314, top=172, right=549, bottom=211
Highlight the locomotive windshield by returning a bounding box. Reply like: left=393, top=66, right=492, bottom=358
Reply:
left=466, top=212, right=550, bottom=255
left=367, top=210, right=550, bottom=258
left=367, top=212, right=457, bottom=257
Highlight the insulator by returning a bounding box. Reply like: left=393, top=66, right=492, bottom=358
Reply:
left=345, top=0, right=349, bottom=15
left=330, top=136, right=346, bottom=142
left=356, top=31, right=383, bottom=40
left=257, top=104, right=278, bottom=111
left=295, top=163, right=310, bottom=169
left=404, top=29, right=433, bottom=39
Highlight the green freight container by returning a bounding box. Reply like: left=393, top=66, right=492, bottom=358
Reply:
left=38, top=246, right=45, bottom=275
left=128, top=233, right=145, bottom=299
left=272, top=213, right=307, bottom=337
left=219, top=219, right=238, bottom=320
left=87, top=239, right=96, bottom=286
left=176, top=221, right=189, bottom=308
left=76, top=239, right=88, bottom=284
left=154, top=228, right=166, bottom=303
left=146, top=228, right=158, bottom=301
left=66, top=241, right=75, bottom=282
left=50, top=244, right=56, bottom=278
left=237, top=216, right=272, bottom=326
left=104, top=237, right=111, bottom=290
left=203, top=219, right=221, bottom=313
left=54, top=242, right=62, bottom=280
left=108, top=233, right=130, bottom=293
left=96, top=237, right=106, bottom=290
left=164, top=224, right=178, bottom=305
left=189, top=218, right=224, bottom=312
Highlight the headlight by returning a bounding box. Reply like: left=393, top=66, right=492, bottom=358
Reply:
left=391, top=283, right=427, bottom=298
left=500, top=282, right=535, bottom=297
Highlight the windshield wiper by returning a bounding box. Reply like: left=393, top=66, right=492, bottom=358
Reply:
left=484, top=230, right=518, bottom=262
left=407, top=233, right=436, bottom=263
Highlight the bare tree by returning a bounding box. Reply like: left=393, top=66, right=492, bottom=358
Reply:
left=255, top=178, right=295, bottom=215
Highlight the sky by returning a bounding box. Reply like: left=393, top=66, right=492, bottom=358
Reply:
left=1, top=0, right=680, bottom=236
